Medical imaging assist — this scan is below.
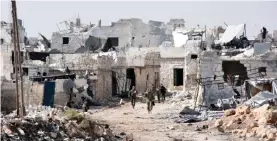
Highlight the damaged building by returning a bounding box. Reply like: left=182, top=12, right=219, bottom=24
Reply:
left=2, top=17, right=277, bottom=114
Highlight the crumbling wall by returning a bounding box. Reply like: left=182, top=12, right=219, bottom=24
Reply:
left=238, top=60, right=277, bottom=78
left=184, top=54, right=198, bottom=92
left=24, top=81, right=44, bottom=106
left=50, top=18, right=185, bottom=53
left=197, top=51, right=277, bottom=106
left=197, top=51, right=232, bottom=106
left=51, top=32, right=89, bottom=53
left=160, top=58, right=184, bottom=90
left=95, top=69, right=112, bottom=100
left=134, top=66, right=160, bottom=93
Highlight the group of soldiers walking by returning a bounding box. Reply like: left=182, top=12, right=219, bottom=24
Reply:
left=128, top=84, right=167, bottom=113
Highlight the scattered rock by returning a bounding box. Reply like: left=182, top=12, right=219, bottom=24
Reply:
left=224, top=109, right=236, bottom=117
left=17, top=127, right=25, bottom=136
left=195, top=126, right=202, bottom=131
left=125, top=133, right=134, bottom=141
left=236, top=106, right=250, bottom=115
left=217, top=127, right=225, bottom=133
left=179, top=106, right=200, bottom=115
left=214, top=119, right=223, bottom=127
left=50, top=132, right=57, bottom=138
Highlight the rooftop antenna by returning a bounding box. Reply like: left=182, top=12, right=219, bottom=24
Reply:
left=224, top=22, right=228, bottom=27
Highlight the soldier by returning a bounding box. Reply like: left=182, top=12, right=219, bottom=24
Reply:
left=156, top=87, right=161, bottom=103
left=160, top=84, right=167, bottom=103
left=129, top=86, right=137, bottom=108
left=83, top=78, right=94, bottom=112
left=145, top=88, right=155, bottom=114
left=63, top=75, right=77, bottom=108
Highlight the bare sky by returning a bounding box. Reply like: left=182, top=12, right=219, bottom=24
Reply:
left=1, top=1, right=277, bottom=39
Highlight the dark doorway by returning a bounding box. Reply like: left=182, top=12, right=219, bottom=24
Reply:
left=126, top=68, right=136, bottom=90
left=112, top=71, right=117, bottom=96
left=173, top=68, right=183, bottom=86
left=102, top=37, right=119, bottom=52
left=222, top=61, right=248, bottom=86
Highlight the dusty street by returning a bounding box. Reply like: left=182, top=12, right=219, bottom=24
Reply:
left=89, top=99, right=247, bottom=141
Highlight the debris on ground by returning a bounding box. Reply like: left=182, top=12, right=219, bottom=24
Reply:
left=0, top=106, right=122, bottom=141
left=214, top=104, right=277, bottom=140
left=244, top=91, right=277, bottom=108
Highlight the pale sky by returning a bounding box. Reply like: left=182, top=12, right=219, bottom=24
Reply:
left=1, top=1, right=277, bottom=39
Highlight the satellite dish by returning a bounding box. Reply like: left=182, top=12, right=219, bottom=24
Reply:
left=85, top=36, right=102, bottom=51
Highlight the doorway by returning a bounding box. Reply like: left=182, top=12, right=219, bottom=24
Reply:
left=173, top=68, right=183, bottom=86
left=126, top=68, right=136, bottom=90
left=112, top=71, right=117, bottom=96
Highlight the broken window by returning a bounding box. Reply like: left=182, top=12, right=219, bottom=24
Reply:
left=23, top=68, right=28, bottom=76
left=102, top=37, right=119, bottom=52
left=222, top=61, right=248, bottom=86
left=62, top=37, right=69, bottom=45
left=29, top=52, right=49, bottom=62
left=173, top=68, right=183, bottom=86
left=191, top=54, right=198, bottom=59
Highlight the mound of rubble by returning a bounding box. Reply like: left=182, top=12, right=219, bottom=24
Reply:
left=214, top=104, right=277, bottom=140
left=1, top=106, right=121, bottom=141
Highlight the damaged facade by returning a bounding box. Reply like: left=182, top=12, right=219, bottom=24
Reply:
left=1, top=17, right=277, bottom=114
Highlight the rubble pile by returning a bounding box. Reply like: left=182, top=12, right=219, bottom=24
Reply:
left=214, top=104, right=277, bottom=140
left=1, top=106, right=121, bottom=141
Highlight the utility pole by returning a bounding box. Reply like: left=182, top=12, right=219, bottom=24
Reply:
left=11, top=2, right=19, bottom=116
left=11, top=0, right=26, bottom=117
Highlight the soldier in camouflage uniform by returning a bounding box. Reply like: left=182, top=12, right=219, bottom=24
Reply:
left=129, top=86, right=137, bottom=108
left=145, top=87, right=155, bottom=114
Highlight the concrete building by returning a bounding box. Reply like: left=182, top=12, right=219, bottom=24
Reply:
left=50, top=18, right=186, bottom=53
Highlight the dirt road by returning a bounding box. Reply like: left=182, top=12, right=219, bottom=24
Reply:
left=88, top=99, right=246, bottom=141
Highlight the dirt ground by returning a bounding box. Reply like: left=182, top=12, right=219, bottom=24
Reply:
left=88, top=98, right=252, bottom=141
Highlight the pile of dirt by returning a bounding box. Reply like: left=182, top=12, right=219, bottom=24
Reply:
left=214, top=104, right=277, bottom=140
left=1, top=107, right=121, bottom=141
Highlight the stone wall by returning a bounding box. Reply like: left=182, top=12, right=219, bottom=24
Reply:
left=160, top=58, right=184, bottom=90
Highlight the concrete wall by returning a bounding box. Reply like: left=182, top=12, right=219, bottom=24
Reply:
left=1, top=49, right=13, bottom=80
left=134, top=66, right=160, bottom=93
left=95, top=69, right=112, bottom=100
left=197, top=51, right=277, bottom=106
left=24, top=81, right=44, bottom=106
left=160, top=58, right=184, bottom=90
left=184, top=54, right=198, bottom=92
left=50, top=18, right=185, bottom=53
